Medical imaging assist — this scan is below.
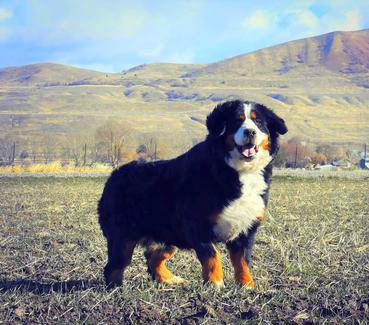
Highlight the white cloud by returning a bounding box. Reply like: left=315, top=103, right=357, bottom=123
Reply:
left=241, top=10, right=271, bottom=29
left=241, top=7, right=319, bottom=33
left=293, top=9, right=319, bottom=28
left=0, top=7, right=12, bottom=21
left=239, top=4, right=364, bottom=47
left=343, top=10, right=362, bottom=30
left=320, top=9, right=363, bottom=32
left=20, top=3, right=150, bottom=44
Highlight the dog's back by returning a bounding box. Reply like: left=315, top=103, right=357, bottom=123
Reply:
left=99, top=160, right=175, bottom=240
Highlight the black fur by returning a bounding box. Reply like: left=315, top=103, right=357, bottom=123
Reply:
left=98, top=99, right=287, bottom=287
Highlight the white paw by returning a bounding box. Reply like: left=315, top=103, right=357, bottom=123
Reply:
left=208, top=279, right=225, bottom=290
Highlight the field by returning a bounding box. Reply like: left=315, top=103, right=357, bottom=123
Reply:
left=0, top=176, right=368, bottom=324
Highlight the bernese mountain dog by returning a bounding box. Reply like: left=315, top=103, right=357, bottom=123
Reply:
left=98, top=99, right=287, bottom=289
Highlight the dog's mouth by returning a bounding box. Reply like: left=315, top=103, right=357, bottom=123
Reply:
left=236, top=144, right=259, bottom=161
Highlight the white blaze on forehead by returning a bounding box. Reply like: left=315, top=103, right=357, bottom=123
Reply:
left=234, top=103, right=267, bottom=146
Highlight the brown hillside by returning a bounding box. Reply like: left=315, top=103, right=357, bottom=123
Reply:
left=188, top=29, right=369, bottom=76
left=0, top=29, right=368, bottom=154
left=0, top=63, right=120, bottom=86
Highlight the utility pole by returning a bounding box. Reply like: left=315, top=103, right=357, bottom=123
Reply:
left=294, top=144, right=298, bottom=168
left=11, top=142, right=16, bottom=165
left=83, top=143, right=87, bottom=166
left=154, top=142, right=157, bottom=161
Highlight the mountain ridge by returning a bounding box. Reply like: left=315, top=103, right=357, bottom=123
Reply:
left=182, top=29, right=369, bottom=77
left=0, top=29, right=368, bottom=153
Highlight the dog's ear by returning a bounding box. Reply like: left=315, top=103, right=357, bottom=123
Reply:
left=257, top=104, right=288, bottom=135
left=206, top=105, right=226, bottom=137
left=206, top=100, right=244, bottom=137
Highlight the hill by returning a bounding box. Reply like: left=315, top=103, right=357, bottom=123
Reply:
left=189, top=29, right=369, bottom=76
left=0, top=29, right=368, bottom=155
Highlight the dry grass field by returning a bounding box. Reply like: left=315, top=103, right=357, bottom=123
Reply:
left=0, top=176, right=368, bottom=324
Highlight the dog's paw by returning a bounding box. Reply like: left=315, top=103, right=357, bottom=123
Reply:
left=162, top=275, right=187, bottom=285
left=156, top=275, right=187, bottom=285
left=240, top=280, right=255, bottom=290
left=104, top=269, right=123, bottom=289
left=205, top=279, right=225, bottom=291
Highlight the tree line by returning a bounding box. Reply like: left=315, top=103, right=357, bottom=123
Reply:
left=0, top=121, right=365, bottom=168
left=0, top=120, right=168, bottom=168
left=275, top=137, right=364, bottom=168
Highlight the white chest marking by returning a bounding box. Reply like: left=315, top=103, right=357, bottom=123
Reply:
left=213, top=171, right=267, bottom=242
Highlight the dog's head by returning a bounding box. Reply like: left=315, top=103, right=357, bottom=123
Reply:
left=206, top=100, right=287, bottom=171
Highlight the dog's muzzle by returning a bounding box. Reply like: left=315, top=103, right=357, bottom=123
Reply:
left=235, top=128, right=258, bottom=160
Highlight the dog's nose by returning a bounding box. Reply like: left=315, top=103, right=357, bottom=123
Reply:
left=243, top=129, right=256, bottom=138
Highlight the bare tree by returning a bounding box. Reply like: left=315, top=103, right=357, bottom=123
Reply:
left=0, top=138, right=15, bottom=165
left=137, top=135, right=158, bottom=161
left=136, top=135, right=171, bottom=161
left=95, top=120, right=134, bottom=167
left=40, top=135, right=57, bottom=163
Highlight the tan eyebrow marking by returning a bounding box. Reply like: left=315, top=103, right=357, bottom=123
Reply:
left=250, top=111, right=257, bottom=119
left=239, top=113, right=246, bottom=120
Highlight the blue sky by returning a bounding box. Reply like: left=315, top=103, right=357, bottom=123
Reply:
left=0, top=0, right=368, bottom=72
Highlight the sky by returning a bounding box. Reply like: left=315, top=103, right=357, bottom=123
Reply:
left=0, top=0, right=368, bottom=72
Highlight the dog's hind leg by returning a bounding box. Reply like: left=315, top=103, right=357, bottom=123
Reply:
left=195, top=243, right=225, bottom=289
left=104, top=232, right=136, bottom=288
left=144, top=244, right=185, bottom=284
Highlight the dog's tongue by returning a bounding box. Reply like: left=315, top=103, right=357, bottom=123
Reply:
left=242, top=146, right=256, bottom=157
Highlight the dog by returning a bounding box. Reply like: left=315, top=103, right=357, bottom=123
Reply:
left=98, top=99, right=287, bottom=289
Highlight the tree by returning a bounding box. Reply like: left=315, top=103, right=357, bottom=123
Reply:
left=60, top=132, right=94, bottom=166
left=316, top=144, right=345, bottom=162
left=95, top=120, right=134, bottom=167
left=40, top=135, right=57, bottom=163
left=0, top=138, right=15, bottom=165
left=280, top=142, right=315, bottom=168
left=274, top=150, right=286, bottom=167
left=137, top=135, right=171, bottom=161
left=310, top=152, right=327, bottom=165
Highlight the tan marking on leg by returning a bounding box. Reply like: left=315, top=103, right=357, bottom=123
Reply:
left=147, top=246, right=185, bottom=284
left=229, top=251, right=255, bottom=288
left=201, top=244, right=224, bottom=288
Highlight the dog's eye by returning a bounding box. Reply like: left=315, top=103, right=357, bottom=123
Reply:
left=239, top=113, right=246, bottom=120
left=250, top=111, right=257, bottom=119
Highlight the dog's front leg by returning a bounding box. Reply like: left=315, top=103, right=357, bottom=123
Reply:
left=226, top=222, right=259, bottom=288
left=195, top=242, right=225, bottom=289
